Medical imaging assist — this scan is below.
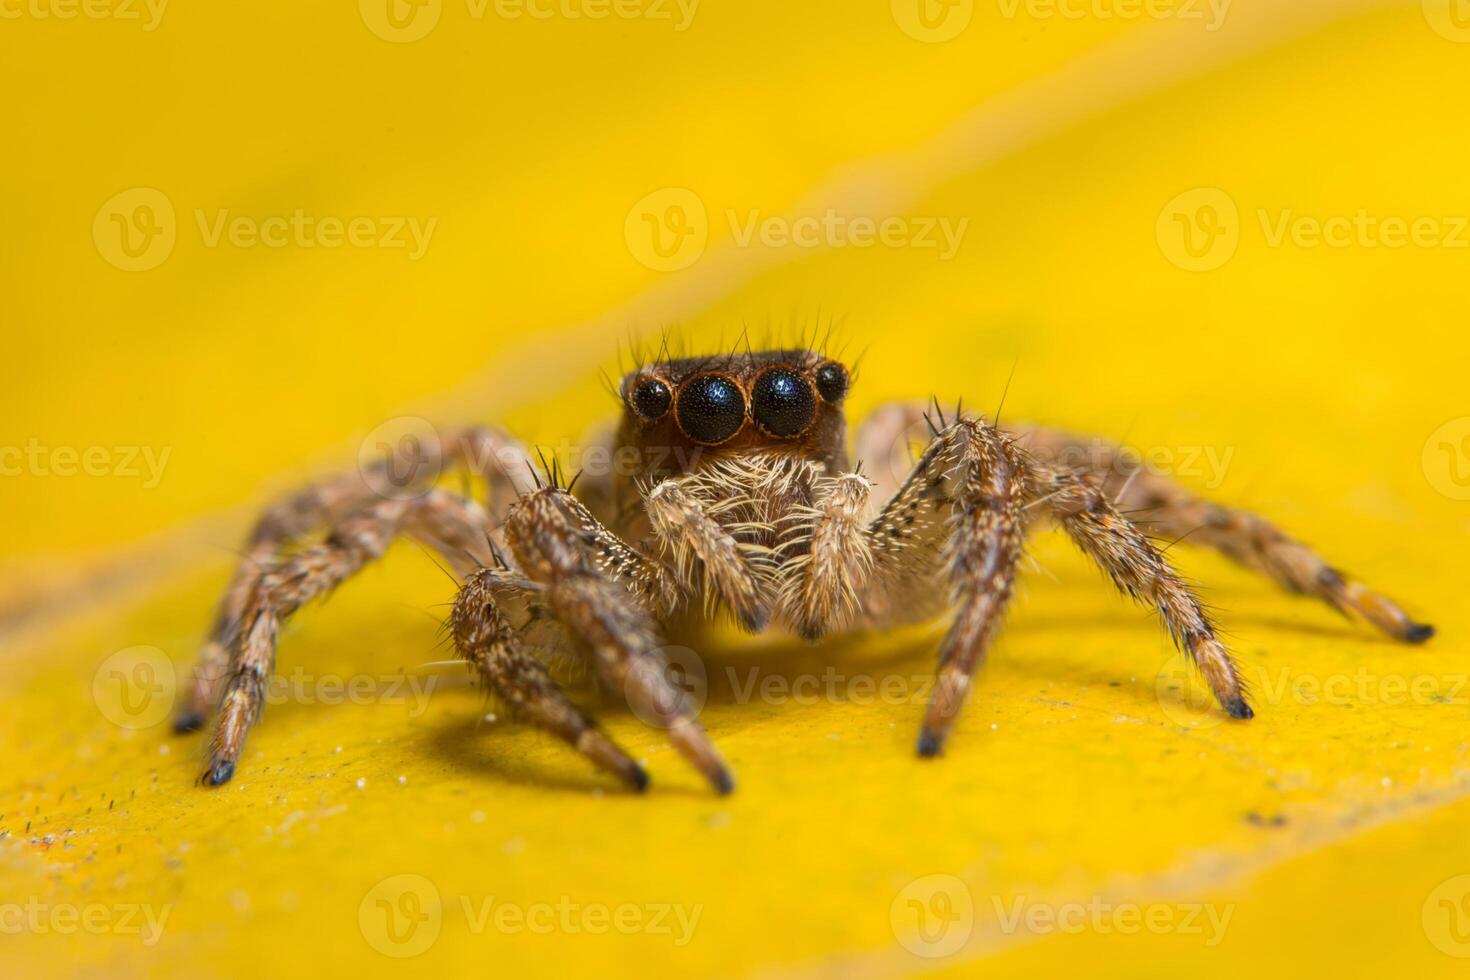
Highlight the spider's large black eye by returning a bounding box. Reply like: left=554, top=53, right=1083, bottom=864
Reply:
left=814, top=362, right=849, bottom=403
left=630, top=378, right=672, bottom=420
left=676, top=374, right=745, bottom=445
left=752, top=368, right=816, bottom=438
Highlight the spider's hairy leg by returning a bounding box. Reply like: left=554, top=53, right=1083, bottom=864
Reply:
left=1014, top=425, right=1434, bottom=644
left=863, top=415, right=1028, bottom=756
left=177, top=425, right=534, bottom=733
left=776, top=471, right=874, bottom=641
left=200, top=488, right=501, bottom=785
left=203, top=496, right=411, bottom=784
left=505, top=487, right=734, bottom=794
left=451, top=567, right=648, bottom=791
left=1026, top=462, right=1253, bottom=720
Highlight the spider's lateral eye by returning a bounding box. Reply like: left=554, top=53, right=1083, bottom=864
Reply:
left=676, top=374, right=746, bottom=445
left=752, top=368, right=816, bottom=439
left=814, top=362, right=849, bottom=403
left=630, top=378, right=673, bottom=420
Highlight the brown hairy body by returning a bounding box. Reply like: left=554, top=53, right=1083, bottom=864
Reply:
left=178, top=347, right=1433, bottom=794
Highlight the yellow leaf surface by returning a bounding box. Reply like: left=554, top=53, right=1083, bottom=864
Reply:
left=3, top=2, right=1469, bottom=977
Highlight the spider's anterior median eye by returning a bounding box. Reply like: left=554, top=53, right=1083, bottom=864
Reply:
left=676, top=374, right=746, bottom=445
left=752, top=368, right=816, bottom=438
left=631, top=378, right=673, bottom=420
left=814, top=362, right=849, bottom=403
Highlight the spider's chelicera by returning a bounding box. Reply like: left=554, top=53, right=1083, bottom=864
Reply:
left=178, top=346, right=1434, bottom=794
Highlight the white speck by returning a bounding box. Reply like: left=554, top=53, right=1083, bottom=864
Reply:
left=503, top=837, right=525, bottom=856
left=334, top=746, right=343, bottom=754
left=471, top=810, right=486, bottom=824
left=396, top=776, right=407, bottom=785
left=990, top=724, right=998, bottom=731
left=484, top=713, right=498, bottom=723
left=1381, top=776, right=1393, bottom=787
left=355, top=778, right=366, bottom=790
left=158, top=744, right=170, bottom=756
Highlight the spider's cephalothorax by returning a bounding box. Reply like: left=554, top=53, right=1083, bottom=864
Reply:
left=178, top=347, right=1434, bottom=795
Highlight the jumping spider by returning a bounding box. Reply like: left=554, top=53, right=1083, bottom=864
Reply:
left=177, top=347, right=1433, bottom=794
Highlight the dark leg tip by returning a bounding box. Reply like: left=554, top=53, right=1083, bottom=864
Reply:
left=628, top=766, right=650, bottom=793
left=712, top=769, right=736, bottom=796
left=1405, top=622, right=1436, bottom=644
left=202, top=761, right=236, bottom=787
left=172, top=710, right=205, bottom=734
left=916, top=730, right=945, bottom=758
left=1224, top=697, right=1254, bottom=721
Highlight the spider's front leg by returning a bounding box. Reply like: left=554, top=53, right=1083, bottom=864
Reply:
left=860, top=415, right=1029, bottom=754
left=457, top=486, right=735, bottom=794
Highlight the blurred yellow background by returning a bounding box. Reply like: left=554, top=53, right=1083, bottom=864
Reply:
left=4, top=1, right=1470, bottom=976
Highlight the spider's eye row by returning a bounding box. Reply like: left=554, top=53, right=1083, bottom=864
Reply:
left=677, top=373, right=746, bottom=445
left=752, top=368, right=816, bottom=438
left=630, top=378, right=673, bottom=420
left=814, top=362, right=849, bottom=403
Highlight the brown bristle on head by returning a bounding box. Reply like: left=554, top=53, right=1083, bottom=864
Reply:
left=618, top=349, right=852, bottom=477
